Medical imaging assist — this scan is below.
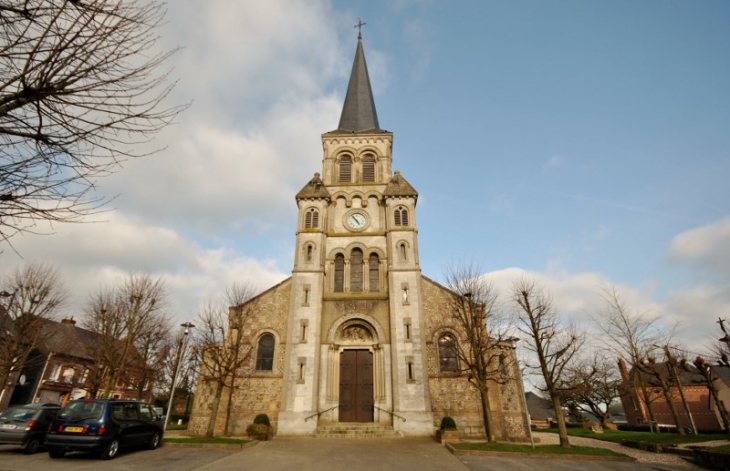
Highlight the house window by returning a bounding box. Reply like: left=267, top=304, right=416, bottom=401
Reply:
left=339, top=156, right=352, bottom=183
left=334, top=254, right=345, bottom=292
left=350, top=248, right=363, bottom=292
left=438, top=333, right=459, bottom=373
left=394, top=207, right=409, bottom=226
left=362, top=156, right=375, bottom=182
left=255, top=334, right=275, bottom=371
left=304, top=208, right=319, bottom=228
left=368, top=253, right=379, bottom=291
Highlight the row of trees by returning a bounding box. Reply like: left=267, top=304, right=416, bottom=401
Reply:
left=442, top=262, right=727, bottom=448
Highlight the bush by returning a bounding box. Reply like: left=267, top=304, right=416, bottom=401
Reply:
left=440, top=416, right=457, bottom=430
left=246, top=423, right=271, bottom=440
left=253, top=414, right=271, bottom=426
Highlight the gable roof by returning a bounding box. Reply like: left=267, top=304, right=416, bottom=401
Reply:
left=384, top=171, right=418, bottom=199
left=295, top=172, right=330, bottom=200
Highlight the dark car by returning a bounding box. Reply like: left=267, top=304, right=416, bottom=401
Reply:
left=44, top=399, right=163, bottom=460
left=0, top=403, right=61, bottom=454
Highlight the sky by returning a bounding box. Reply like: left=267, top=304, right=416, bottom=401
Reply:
left=1, top=0, right=729, bottom=356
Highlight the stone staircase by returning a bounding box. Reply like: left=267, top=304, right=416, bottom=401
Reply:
left=314, top=423, right=402, bottom=439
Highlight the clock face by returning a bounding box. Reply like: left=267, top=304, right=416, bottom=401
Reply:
left=347, top=213, right=367, bottom=230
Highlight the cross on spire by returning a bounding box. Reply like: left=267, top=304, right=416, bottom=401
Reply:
left=354, top=18, right=366, bottom=40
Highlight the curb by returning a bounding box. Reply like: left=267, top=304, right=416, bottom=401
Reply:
left=446, top=444, right=636, bottom=462
left=163, top=440, right=258, bottom=450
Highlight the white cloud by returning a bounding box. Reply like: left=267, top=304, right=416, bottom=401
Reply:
left=668, top=216, right=730, bottom=279
left=543, top=155, right=565, bottom=170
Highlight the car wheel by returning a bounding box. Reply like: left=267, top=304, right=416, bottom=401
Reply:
left=23, top=437, right=41, bottom=454
left=48, top=450, right=65, bottom=459
left=101, top=438, right=120, bottom=460
left=148, top=431, right=161, bottom=450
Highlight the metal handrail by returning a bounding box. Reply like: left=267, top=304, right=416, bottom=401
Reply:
left=373, top=405, right=406, bottom=422
left=304, top=405, right=339, bottom=422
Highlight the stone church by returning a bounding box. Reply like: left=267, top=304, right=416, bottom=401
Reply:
left=188, top=35, right=530, bottom=440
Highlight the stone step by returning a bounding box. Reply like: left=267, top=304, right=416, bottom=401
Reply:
left=314, top=423, right=402, bottom=439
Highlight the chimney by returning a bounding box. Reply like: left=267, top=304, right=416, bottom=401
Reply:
left=618, top=358, right=630, bottom=381
left=61, top=317, right=76, bottom=325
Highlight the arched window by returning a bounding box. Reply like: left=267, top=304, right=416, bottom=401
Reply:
left=394, top=207, right=409, bottom=226
left=350, top=248, right=363, bottom=292
left=369, top=253, right=379, bottom=291
left=399, top=242, right=407, bottom=261
left=362, top=156, right=376, bottom=182
left=339, top=156, right=352, bottom=183
left=304, top=208, right=319, bottom=228
left=255, top=334, right=275, bottom=371
left=306, top=244, right=313, bottom=261
left=334, top=254, right=345, bottom=292
left=438, top=333, right=458, bottom=373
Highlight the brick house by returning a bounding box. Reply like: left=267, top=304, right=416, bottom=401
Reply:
left=0, top=317, right=154, bottom=410
left=618, top=358, right=720, bottom=431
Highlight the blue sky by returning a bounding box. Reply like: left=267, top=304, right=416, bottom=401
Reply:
left=1, top=0, right=729, bottom=353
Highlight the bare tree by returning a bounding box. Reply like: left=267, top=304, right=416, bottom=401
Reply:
left=593, top=285, right=662, bottom=432
left=512, top=277, right=584, bottom=448
left=562, top=354, right=622, bottom=428
left=193, top=282, right=257, bottom=438
left=443, top=263, right=515, bottom=443
left=131, top=313, right=172, bottom=399
left=689, top=356, right=730, bottom=436
left=82, top=273, right=168, bottom=398
left=638, top=352, right=686, bottom=435
left=0, top=0, right=185, bottom=244
left=0, top=261, right=67, bottom=393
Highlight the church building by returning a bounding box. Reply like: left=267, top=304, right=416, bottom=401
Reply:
left=188, top=35, right=530, bottom=440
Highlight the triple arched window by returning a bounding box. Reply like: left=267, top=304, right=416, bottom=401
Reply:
left=255, top=334, right=275, bottom=371
left=438, top=333, right=459, bottom=373
left=304, top=208, right=319, bottom=229
left=333, top=250, right=381, bottom=293
left=394, top=207, right=409, bottom=227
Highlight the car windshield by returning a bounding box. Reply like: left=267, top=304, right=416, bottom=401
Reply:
left=58, top=401, right=104, bottom=421
left=0, top=407, right=35, bottom=423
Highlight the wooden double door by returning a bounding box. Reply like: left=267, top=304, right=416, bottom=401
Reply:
left=338, top=350, right=374, bottom=422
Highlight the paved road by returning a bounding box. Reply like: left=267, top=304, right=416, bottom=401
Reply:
left=0, top=438, right=700, bottom=471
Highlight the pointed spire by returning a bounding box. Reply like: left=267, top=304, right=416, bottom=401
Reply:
left=336, top=34, right=382, bottom=133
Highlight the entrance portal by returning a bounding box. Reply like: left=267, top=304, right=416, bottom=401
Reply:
left=339, top=350, right=373, bottom=422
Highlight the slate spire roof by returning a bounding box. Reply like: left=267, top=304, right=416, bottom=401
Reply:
left=335, top=35, right=383, bottom=133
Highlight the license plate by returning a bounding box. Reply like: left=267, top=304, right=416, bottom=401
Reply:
left=0, top=424, right=17, bottom=430
left=65, top=426, right=84, bottom=433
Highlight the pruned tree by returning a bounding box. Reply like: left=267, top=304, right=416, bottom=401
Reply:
left=443, top=263, right=515, bottom=443
left=0, top=0, right=185, bottom=245
left=562, top=354, right=622, bottom=428
left=512, top=277, right=584, bottom=448
left=82, top=273, right=168, bottom=398
left=0, top=261, right=67, bottom=394
left=638, top=351, right=686, bottom=435
left=192, top=282, right=257, bottom=438
left=593, top=285, right=662, bottom=432
left=689, top=356, right=730, bottom=436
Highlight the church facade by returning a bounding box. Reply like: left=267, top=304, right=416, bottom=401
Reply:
left=188, top=37, right=530, bottom=440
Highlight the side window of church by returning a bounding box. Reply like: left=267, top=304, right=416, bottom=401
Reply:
left=394, top=207, right=409, bottom=226
left=369, top=253, right=379, bottom=291
left=438, top=333, right=459, bottom=373
left=362, top=156, right=375, bottom=182
left=339, top=156, right=352, bottom=183
left=334, top=254, right=345, bottom=292
left=304, top=208, right=319, bottom=228
left=255, top=334, right=275, bottom=371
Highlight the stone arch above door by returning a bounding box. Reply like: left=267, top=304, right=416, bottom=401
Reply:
left=327, top=313, right=385, bottom=345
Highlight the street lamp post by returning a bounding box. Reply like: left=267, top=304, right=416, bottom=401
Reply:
left=164, top=321, right=195, bottom=433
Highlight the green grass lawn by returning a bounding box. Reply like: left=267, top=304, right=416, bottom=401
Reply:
left=164, top=437, right=249, bottom=445
left=452, top=442, right=626, bottom=457
left=538, top=427, right=726, bottom=445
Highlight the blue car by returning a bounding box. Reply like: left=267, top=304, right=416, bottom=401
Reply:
left=44, top=399, right=164, bottom=460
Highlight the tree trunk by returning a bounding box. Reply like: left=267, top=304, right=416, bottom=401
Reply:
left=659, top=384, right=685, bottom=436
left=479, top=387, right=497, bottom=443
left=551, top=394, right=571, bottom=447
left=706, top=376, right=730, bottom=436
left=206, top=381, right=225, bottom=438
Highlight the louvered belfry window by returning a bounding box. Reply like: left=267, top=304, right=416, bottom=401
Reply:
left=334, top=254, right=345, bottom=292
left=369, top=253, right=379, bottom=291
left=362, top=156, right=375, bottom=182
left=394, top=207, right=409, bottom=226
left=350, top=248, right=363, bottom=292
left=339, top=156, right=352, bottom=183
left=304, top=208, right=319, bottom=228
